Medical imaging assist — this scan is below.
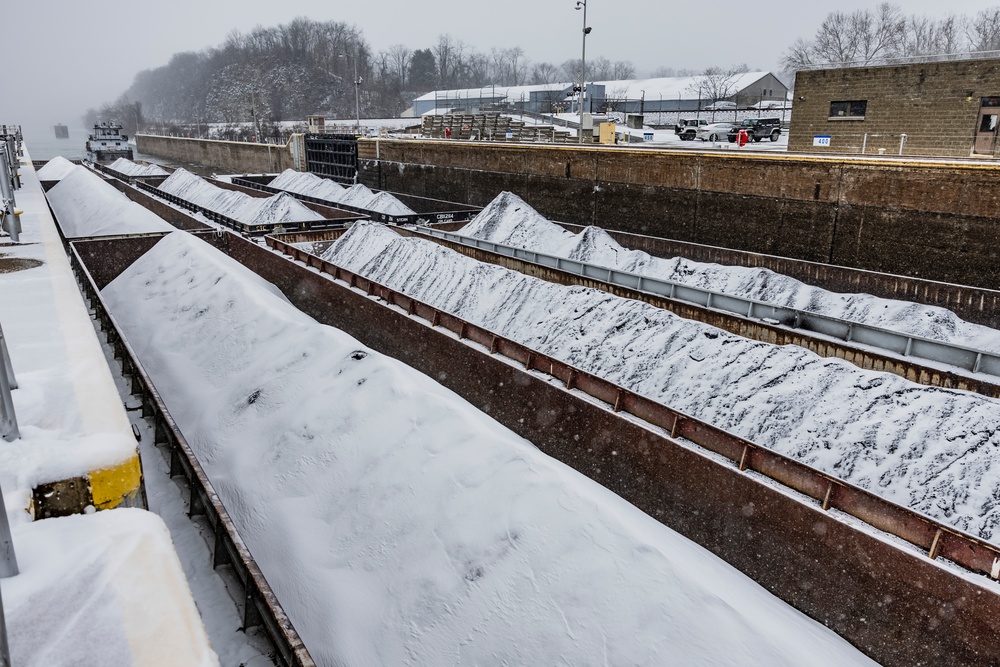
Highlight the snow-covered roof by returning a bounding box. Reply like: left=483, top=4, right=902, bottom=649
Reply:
left=593, top=71, right=778, bottom=99
left=415, top=72, right=782, bottom=104
left=414, top=82, right=570, bottom=102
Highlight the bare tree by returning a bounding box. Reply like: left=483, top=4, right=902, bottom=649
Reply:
left=783, top=3, right=904, bottom=69
left=612, top=60, right=636, bottom=80
left=588, top=56, right=613, bottom=80
left=385, top=44, right=412, bottom=89
left=966, top=7, right=1000, bottom=51
left=467, top=52, right=491, bottom=86
left=530, top=62, right=561, bottom=84
left=434, top=34, right=468, bottom=87
left=687, top=64, right=749, bottom=104
left=560, top=59, right=582, bottom=82
left=854, top=3, right=906, bottom=63
left=491, top=47, right=528, bottom=86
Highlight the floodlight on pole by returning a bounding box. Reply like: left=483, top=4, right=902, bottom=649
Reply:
left=576, top=0, right=590, bottom=144
left=339, top=52, right=363, bottom=134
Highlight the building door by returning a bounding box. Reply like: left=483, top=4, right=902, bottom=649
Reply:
left=974, top=98, right=1000, bottom=155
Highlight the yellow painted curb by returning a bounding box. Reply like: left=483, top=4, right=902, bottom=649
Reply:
left=89, top=453, right=143, bottom=510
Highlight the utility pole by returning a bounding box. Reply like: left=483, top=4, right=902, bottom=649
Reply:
left=576, top=0, right=591, bottom=144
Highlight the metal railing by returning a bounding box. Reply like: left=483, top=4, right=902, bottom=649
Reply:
left=266, top=232, right=1000, bottom=584
left=420, top=228, right=1000, bottom=378
left=799, top=49, right=1000, bottom=71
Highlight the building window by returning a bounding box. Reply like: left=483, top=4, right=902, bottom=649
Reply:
left=829, top=100, right=867, bottom=119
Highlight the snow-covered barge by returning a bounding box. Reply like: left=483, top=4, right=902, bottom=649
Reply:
left=232, top=170, right=482, bottom=225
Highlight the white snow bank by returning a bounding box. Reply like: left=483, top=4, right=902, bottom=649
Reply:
left=107, top=157, right=170, bottom=177
left=324, top=221, right=1000, bottom=544
left=5, top=508, right=218, bottom=667
left=458, top=192, right=1000, bottom=352
left=35, top=156, right=77, bottom=181
left=267, top=168, right=416, bottom=215
left=0, top=161, right=142, bottom=500
left=103, top=231, right=876, bottom=667
left=158, top=168, right=323, bottom=226
left=45, top=167, right=174, bottom=238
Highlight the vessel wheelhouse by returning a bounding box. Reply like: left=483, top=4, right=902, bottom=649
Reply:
left=86, top=121, right=133, bottom=163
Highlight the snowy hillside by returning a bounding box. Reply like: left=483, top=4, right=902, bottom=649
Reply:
left=158, top=168, right=323, bottom=226
left=323, top=222, right=1000, bottom=544
left=45, top=166, right=174, bottom=238
left=268, top=168, right=415, bottom=215
left=457, top=192, right=1000, bottom=352
left=102, top=231, right=876, bottom=667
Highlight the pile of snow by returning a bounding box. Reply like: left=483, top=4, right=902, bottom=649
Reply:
left=45, top=167, right=174, bottom=238
left=5, top=509, right=218, bottom=666
left=458, top=192, right=1000, bottom=352
left=268, top=168, right=416, bottom=216
left=323, top=221, right=1000, bottom=544
left=159, top=168, right=323, bottom=226
left=269, top=169, right=346, bottom=200
left=103, top=231, right=876, bottom=666
left=35, top=156, right=77, bottom=181
left=107, top=157, right=170, bottom=177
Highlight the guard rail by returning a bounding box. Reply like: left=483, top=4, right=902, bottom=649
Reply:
left=420, top=228, right=1000, bottom=378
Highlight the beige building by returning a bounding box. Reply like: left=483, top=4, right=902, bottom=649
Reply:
left=788, top=57, right=1000, bottom=158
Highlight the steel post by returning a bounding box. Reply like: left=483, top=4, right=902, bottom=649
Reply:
left=0, top=582, right=9, bottom=667
left=0, top=325, right=16, bottom=391
left=0, top=145, right=14, bottom=239
left=0, top=326, right=18, bottom=442
left=0, top=479, right=17, bottom=579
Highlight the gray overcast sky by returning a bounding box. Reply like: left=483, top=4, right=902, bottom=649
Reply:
left=3, top=0, right=995, bottom=129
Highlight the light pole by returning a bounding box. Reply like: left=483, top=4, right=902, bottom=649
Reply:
left=575, top=0, right=591, bottom=144
left=340, top=52, right=362, bottom=134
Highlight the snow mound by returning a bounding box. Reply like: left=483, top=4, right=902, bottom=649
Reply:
left=6, top=509, right=218, bottom=667
left=107, top=157, right=170, bottom=177
left=458, top=191, right=577, bottom=250
left=366, top=190, right=415, bottom=216
left=159, top=169, right=323, bottom=226
left=45, top=168, right=175, bottom=238
left=336, top=183, right=378, bottom=208
left=103, top=231, right=875, bottom=667
left=36, top=156, right=78, bottom=181
left=324, top=222, right=1000, bottom=544
left=457, top=192, right=1000, bottom=352
left=267, top=169, right=415, bottom=215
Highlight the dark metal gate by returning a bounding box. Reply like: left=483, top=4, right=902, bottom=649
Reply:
left=304, top=134, right=358, bottom=184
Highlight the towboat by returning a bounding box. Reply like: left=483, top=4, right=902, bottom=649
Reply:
left=86, top=121, right=133, bottom=163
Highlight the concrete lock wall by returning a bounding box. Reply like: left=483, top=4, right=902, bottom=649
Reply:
left=357, top=139, right=1000, bottom=290
left=136, top=135, right=304, bottom=174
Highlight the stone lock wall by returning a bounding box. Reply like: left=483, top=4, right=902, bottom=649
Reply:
left=358, top=139, right=1000, bottom=290
left=136, top=134, right=303, bottom=174
left=789, top=59, right=1000, bottom=157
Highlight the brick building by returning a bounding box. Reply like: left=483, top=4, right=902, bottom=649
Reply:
left=788, top=57, right=1000, bottom=157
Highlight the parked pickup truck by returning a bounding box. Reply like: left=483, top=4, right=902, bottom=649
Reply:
left=727, top=117, right=782, bottom=142
left=674, top=118, right=708, bottom=141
